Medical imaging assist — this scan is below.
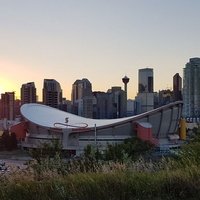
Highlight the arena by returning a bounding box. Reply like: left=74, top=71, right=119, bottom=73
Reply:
left=13, top=101, right=183, bottom=155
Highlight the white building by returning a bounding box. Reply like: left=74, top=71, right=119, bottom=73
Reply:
left=17, top=102, right=183, bottom=155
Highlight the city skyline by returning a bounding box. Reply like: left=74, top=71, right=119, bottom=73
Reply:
left=1, top=1, right=200, bottom=100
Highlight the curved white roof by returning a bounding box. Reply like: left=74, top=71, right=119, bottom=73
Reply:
left=20, top=103, right=134, bottom=129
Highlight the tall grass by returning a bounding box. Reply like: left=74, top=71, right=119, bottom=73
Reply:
left=1, top=135, right=200, bottom=199
left=1, top=166, right=200, bottom=200
left=0, top=154, right=200, bottom=200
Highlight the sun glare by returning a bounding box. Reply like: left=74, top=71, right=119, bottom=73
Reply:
left=0, top=82, right=5, bottom=94
left=0, top=78, right=17, bottom=95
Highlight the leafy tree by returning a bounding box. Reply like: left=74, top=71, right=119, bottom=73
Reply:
left=104, top=137, right=154, bottom=162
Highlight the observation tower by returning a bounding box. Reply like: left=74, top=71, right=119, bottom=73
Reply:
left=122, top=75, right=130, bottom=94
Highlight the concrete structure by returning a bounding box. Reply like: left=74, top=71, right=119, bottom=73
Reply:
left=183, top=58, right=200, bottom=118
left=17, top=101, right=183, bottom=155
left=43, top=79, right=62, bottom=109
left=173, top=73, right=182, bottom=101
left=136, top=68, right=154, bottom=114
left=122, top=75, right=130, bottom=116
left=21, top=82, right=37, bottom=105
left=122, top=75, right=129, bottom=94
left=0, top=92, right=15, bottom=120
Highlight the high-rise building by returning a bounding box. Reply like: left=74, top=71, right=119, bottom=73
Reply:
left=43, top=79, right=62, bottom=108
left=127, top=99, right=135, bottom=116
left=107, top=87, right=126, bottom=118
left=136, top=68, right=154, bottom=114
left=173, top=73, right=182, bottom=101
left=183, top=57, right=200, bottom=118
left=157, top=89, right=173, bottom=107
left=138, top=68, right=153, bottom=93
left=71, top=78, right=93, bottom=118
left=93, top=87, right=126, bottom=119
left=21, top=82, right=37, bottom=105
left=71, top=78, right=92, bottom=102
left=93, top=92, right=109, bottom=119
left=0, top=92, right=15, bottom=120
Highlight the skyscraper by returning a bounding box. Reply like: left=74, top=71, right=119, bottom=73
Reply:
left=173, top=73, right=182, bottom=101
left=183, top=58, right=200, bottom=118
left=93, top=91, right=109, bottom=119
left=138, top=68, right=153, bottom=93
left=0, top=92, right=15, bottom=120
left=108, top=87, right=126, bottom=118
left=71, top=78, right=93, bottom=118
left=71, top=78, right=92, bottom=102
left=43, top=79, right=62, bottom=108
left=136, top=68, right=154, bottom=114
left=21, top=82, right=37, bottom=105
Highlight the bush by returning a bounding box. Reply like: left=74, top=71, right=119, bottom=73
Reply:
left=104, top=137, right=154, bottom=162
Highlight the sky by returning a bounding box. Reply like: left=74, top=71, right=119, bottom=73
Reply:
left=0, top=0, right=200, bottom=100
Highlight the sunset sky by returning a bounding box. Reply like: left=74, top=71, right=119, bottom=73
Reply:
left=0, top=0, right=200, bottom=100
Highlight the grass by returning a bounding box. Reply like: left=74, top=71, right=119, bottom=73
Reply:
left=0, top=155, right=200, bottom=200
left=1, top=136, right=200, bottom=200
left=1, top=168, right=200, bottom=200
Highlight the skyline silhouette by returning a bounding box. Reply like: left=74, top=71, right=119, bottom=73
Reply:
left=0, top=1, right=199, bottom=99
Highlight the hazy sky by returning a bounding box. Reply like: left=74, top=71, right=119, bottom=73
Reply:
left=0, top=0, right=200, bottom=100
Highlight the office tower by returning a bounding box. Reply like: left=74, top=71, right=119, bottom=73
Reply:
left=173, top=73, right=182, bottom=101
left=43, top=79, right=62, bottom=108
left=0, top=92, right=15, bottom=120
left=93, top=91, right=109, bottom=119
left=71, top=78, right=92, bottom=102
left=59, top=98, right=72, bottom=113
left=21, top=82, right=37, bottom=105
left=71, top=78, right=93, bottom=118
left=93, top=87, right=126, bottom=119
left=138, top=68, right=153, bottom=93
left=183, top=57, right=200, bottom=118
left=157, top=89, right=173, bottom=106
left=127, top=99, right=135, bottom=116
left=14, top=99, right=21, bottom=118
left=107, top=87, right=126, bottom=118
left=136, top=68, right=154, bottom=114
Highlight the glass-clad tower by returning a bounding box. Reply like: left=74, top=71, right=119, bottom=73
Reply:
left=183, top=58, right=200, bottom=118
